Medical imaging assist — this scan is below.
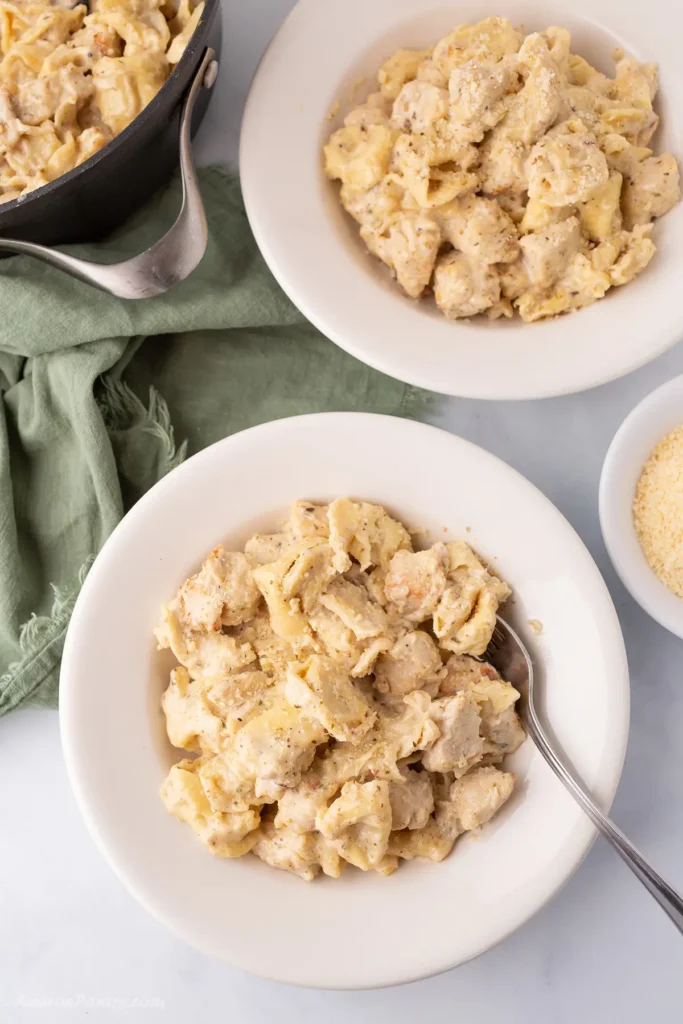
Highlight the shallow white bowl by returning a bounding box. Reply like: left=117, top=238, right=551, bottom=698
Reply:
left=600, top=375, right=683, bottom=639
left=240, top=0, right=683, bottom=400
left=60, top=413, right=629, bottom=988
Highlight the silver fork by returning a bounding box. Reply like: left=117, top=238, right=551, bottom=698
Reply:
left=485, top=616, right=683, bottom=933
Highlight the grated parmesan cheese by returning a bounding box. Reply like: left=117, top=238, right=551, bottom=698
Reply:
left=633, top=425, right=683, bottom=598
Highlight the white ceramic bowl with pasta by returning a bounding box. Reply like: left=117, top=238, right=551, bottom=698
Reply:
left=240, top=0, right=683, bottom=400
left=60, top=413, right=629, bottom=988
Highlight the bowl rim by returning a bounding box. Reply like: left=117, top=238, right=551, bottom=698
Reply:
left=0, top=0, right=220, bottom=221
left=239, top=0, right=683, bottom=401
left=599, top=373, right=683, bottom=639
left=59, top=411, right=630, bottom=988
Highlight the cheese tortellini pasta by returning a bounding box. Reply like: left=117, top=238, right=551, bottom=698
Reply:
left=323, top=17, right=680, bottom=323
left=0, top=0, right=204, bottom=202
left=158, top=499, right=525, bottom=881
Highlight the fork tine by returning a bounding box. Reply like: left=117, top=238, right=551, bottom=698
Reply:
left=487, top=625, right=505, bottom=649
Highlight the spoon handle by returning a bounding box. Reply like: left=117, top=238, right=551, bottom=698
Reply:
left=526, top=705, right=683, bottom=934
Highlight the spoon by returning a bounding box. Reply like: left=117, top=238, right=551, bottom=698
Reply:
left=485, top=615, right=683, bottom=933
left=0, top=47, right=218, bottom=299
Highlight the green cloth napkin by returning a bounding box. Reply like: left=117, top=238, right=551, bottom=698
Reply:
left=0, top=167, right=431, bottom=715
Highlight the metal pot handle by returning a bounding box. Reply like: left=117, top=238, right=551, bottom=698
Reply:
left=0, top=47, right=218, bottom=299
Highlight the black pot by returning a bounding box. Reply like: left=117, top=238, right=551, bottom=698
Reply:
left=0, top=0, right=222, bottom=246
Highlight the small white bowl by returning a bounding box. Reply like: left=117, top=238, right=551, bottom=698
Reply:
left=60, top=413, right=629, bottom=989
left=600, top=375, right=683, bottom=639
left=240, top=0, right=683, bottom=400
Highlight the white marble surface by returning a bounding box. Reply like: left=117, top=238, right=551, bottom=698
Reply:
left=2, top=1, right=683, bottom=1019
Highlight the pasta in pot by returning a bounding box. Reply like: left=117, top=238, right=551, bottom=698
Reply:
left=323, top=17, right=680, bottom=323
left=156, top=499, right=526, bottom=881
left=0, top=0, right=204, bottom=202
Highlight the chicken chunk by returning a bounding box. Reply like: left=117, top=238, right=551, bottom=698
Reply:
left=439, top=653, right=502, bottom=696
left=421, top=691, right=484, bottom=775
left=233, top=699, right=326, bottom=787
left=499, top=257, right=530, bottom=299
left=482, top=707, right=526, bottom=760
left=448, top=56, right=520, bottom=136
left=442, top=655, right=518, bottom=711
left=14, top=66, right=93, bottom=128
left=384, top=543, right=449, bottom=622
left=274, top=758, right=339, bottom=833
left=374, top=630, right=445, bottom=695
left=373, top=212, right=442, bottom=298
left=519, top=215, right=581, bottom=286
left=440, top=194, right=519, bottom=263
left=478, top=129, right=529, bottom=194
left=436, top=654, right=524, bottom=755
left=621, top=153, right=680, bottom=229
left=433, top=251, right=501, bottom=318
left=177, top=546, right=261, bottom=631
left=445, top=765, right=515, bottom=830
left=388, top=816, right=456, bottom=861
left=389, top=765, right=434, bottom=830
left=339, top=176, right=404, bottom=232
left=501, top=33, right=567, bottom=146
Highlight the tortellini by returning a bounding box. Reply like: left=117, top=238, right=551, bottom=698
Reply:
left=323, top=18, right=679, bottom=322
left=159, top=500, right=525, bottom=880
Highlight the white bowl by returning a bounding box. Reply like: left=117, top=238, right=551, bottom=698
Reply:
left=240, top=0, right=683, bottom=400
left=60, top=413, right=629, bottom=988
left=600, top=375, right=683, bottom=639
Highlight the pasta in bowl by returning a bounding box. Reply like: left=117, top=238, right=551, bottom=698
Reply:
left=0, top=0, right=204, bottom=202
left=156, top=498, right=525, bottom=881
left=323, top=17, right=680, bottom=323
left=60, top=412, right=629, bottom=986
left=240, top=0, right=683, bottom=398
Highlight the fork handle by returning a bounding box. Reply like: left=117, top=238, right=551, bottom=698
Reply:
left=527, top=707, right=683, bottom=934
